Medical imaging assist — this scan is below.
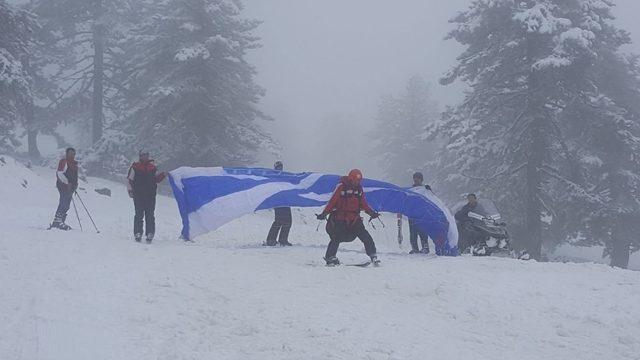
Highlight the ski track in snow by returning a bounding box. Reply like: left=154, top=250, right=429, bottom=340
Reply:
left=1, top=158, right=640, bottom=360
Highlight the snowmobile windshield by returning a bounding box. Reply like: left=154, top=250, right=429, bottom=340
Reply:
left=472, top=200, right=500, bottom=219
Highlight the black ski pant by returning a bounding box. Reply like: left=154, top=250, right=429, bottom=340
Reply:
left=266, top=207, right=292, bottom=245
left=54, top=186, right=73, bottom=222
left=134, top=194, right=156, bottom=236
left=409, top=219, right=430, bottom=252
left=325, top=219, right=377, bottom=259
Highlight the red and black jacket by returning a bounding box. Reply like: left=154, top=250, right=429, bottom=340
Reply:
left=322, top=176, right=374, bottom=225
left=127, top=160, right=166, bottom=197
left=56, top=158, right=79, bottom=191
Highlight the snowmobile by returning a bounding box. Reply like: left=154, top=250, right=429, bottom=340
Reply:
left=454, top=199, right=526, bottom=259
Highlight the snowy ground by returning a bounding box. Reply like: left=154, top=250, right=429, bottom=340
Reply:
left=1, top=156, right=640, bottom=360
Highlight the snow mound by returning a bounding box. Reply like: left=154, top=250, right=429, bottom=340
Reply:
left=1, top=157, right=640, bottom=360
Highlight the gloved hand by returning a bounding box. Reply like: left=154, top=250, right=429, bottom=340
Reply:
left=128, top=190, right=134, bottom=198
left=316, top=213, right=327, bottom=221
left=369, top=212, right=381, bottom=220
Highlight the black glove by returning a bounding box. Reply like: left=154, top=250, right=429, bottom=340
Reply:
left=369, top=212, right=381, bottom=220
left=316, top=213, right=327, bottom=220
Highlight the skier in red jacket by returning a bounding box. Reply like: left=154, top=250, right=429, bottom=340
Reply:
left=127, top=150, right=166, bottom=243
left=316, top=169, right=381, bottom=266
left=50, top=147, right=79, bottom=230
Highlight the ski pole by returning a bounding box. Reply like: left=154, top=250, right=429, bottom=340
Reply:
left=368, top=214, right=385, bottom=230
left=74, top=191, right=100, bottom=233
left=72, top=197, right=83, bottom=231
left=368, top=217, right=377, bottom=230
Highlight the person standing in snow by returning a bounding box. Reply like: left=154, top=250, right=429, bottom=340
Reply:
left=403, top=172, right=431, bottom=254
left=317, top=169, right=381, bottom=266
left=50, top=147, right=79, bottom=230
left=127, top=150, right=166, bottom=243
left=264, top=161, right=293, bottom=246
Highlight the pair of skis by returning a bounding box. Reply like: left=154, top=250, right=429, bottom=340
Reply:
left=327, top=261, right=376, bottom=268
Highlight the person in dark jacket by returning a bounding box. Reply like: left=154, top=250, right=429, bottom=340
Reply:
left=127, top=150, right=166, bottom=243
left=407, top=172, right=431, bottom=254
left=455, top=193, right=478, bottom=250
left=50, top=147, right=79, bottom=230
left=455, top=193, right=478, bottom=223
left=317, top=169, right=381, bottom=266
left=264, top=161, right=293, bottom=246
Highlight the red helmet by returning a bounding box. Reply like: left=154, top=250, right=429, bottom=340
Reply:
left=348, top=169, right=363, bottom=184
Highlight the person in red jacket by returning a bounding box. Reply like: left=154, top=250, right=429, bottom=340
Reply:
left=316, top=169, right=381, bottom=266
left=127, top=150, right=167, bottom=243
left=50, top=147, right=79, bottom=230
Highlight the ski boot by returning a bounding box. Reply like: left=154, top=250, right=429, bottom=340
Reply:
left=50, top=214, right=71, bottom=231
left=324, top=256, right=340, bottom=267
left=279, top=241, right=293, bottom=247
left=370, top=255, right=381, bottom=267
left=409, top=249, right=420, bottom=255
left=58, top=222, right=71, bottom=231
left=262, top=241, right=277, bottom=247
left=134, top=233, right=142, bottom=242
left=420, top=248, right=430, bottom=255
left=146, top=233, right=154, bottom=244
left=50, top=220, right=71, bottom=231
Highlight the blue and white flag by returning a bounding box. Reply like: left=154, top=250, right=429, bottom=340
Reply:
left=169, top=167, right=458, bottom=255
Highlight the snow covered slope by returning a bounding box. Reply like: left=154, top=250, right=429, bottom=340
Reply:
left=1, top=156, right=639, bottom=360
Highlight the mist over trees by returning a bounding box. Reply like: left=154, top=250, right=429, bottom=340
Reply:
left=91, top=0, right=271, bottom=173
left=1, top=0, right=269, bottom=174
left=0, top=1, right=36, bottom=153
left=371, top=75, right=439, bottom=185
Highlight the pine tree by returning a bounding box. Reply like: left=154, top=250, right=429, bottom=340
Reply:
left=434, top=0, right=640, bottom=260
left=28, top=0, right=135, bottom=146
left=558, top=14, right=640, bottom=268
left=372, top=75, right=439, bottom=185
left=0, top=1, right=36, bottom=154
left=92, top=0, right=270, bottom=173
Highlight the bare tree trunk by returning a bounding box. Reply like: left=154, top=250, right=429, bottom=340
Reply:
left=92, top=0, right=105, bottom=144
left=524, top=23, right=544, bottom=260
left=525, top=119, right=544, bottom=260
left=610, top=220, right=631, bottom=269
left=25, top=100, right=40, bottom=159
left=610, top=236, right=630, bottom=269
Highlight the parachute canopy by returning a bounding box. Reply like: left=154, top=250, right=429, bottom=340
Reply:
left=169, top=167, right=458, bottom=255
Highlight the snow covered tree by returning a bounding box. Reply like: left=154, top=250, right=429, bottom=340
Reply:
left=0, top=1, right=37, bottom=154
left=433, top=0, right=640, bottom=261
left=558, top=33, right=640, bottom=268
left=92, top=0, right=270, bottom=173
left=28, top=0, right=135, bottom=146
left=372, top=75, right=439, bottom=185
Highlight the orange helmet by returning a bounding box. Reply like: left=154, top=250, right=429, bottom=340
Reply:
left=348, top=169, right=363, bottom=184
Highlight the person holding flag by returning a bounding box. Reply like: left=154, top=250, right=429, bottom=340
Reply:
left=127, top=150, right=167, bottom=243
left=317, top=169, right=381, bottom=266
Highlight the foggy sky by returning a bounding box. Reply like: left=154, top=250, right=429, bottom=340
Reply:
left=245, top=0, right=640, bottom=180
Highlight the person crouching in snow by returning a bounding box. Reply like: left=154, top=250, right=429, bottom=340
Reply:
left=127, top=150, right=166, bottom=243
left=50, top=147, right=79, bottom=230
left=316, top=169, right=381, bottom=266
